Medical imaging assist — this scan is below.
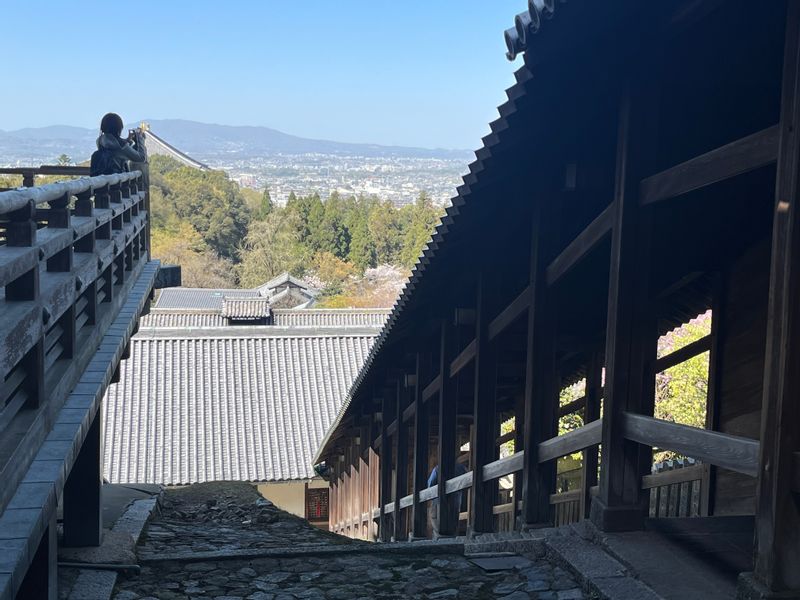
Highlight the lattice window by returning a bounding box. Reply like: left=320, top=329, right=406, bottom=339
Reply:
left=306, top=487, right=329, bottom=521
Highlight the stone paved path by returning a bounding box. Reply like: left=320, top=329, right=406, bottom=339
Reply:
left=113, top=482, right=587, bottom=600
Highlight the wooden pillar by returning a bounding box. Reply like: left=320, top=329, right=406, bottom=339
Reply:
left=437, top=320, right=459, bottom=537
left=581, top=351, right=603, bottom=518
left=411, top=353, right=431, bottom=538
left=379, top=390, right=393, bottom=541
left=329, top=480, right=336, bottom=532
left=591, top=81, right=657, bottom=532
left=753, top=2, right=800, bottom=593
left=393, top=380, right=408, bottom=541
left=521, top=206, right=558, bottom=527
left=63, top=411, right=102, bottom=546
left=17, top=514, right=56, bottom=600
left=470, top=273, right=499, bottom=534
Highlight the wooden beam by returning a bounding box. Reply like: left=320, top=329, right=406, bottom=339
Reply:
left=402, top=400, right=416, bottom=423
left=640, top=124, right=779, bottom=206
left=621, top=413, right=759, bottom=477
left=546, top=203, right=614, bottom=285
left=538, top=420, right=603, bottom=464
left=445, top=470, right=473, bottom=495
left=482, top=452, right=524, bottom=482
left=422, top=374, right=441, bottom=402
left=641, top=463, right=708, bottom=490
left=755, top=4, right=800, bottom=590
left=558, top=395, right=586, bottom=418
left=651, top=334, right=711, bottom=373
left=488, top=285, right=531, bottom=340
left=449, top=339, right=476, bottom=378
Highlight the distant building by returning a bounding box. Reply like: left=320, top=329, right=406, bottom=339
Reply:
left=103, top=274, right=390, bottom=525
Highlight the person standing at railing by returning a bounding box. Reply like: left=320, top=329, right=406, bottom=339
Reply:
left=90, top=113, right=147, bottom=175
left=427, top=461, right=467, bottom=538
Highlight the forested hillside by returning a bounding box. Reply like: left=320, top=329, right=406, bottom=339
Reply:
left=148, top=155, right=442, bottom=305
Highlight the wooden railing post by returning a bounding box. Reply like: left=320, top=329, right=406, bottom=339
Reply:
left=752, top=2, right=800, bottom=594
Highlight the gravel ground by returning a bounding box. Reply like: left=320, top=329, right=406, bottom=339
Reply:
left=113, top=482, right=586, bottom=600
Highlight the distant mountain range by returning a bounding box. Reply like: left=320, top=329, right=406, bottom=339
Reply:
left=0, top=119, right=472, bottom=164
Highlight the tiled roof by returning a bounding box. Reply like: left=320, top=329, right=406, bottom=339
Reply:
left=221, top=297, right=272, bottom=319
left=154, top=288, right=259, bottom=310
left=273, top=309, right=391, bottom=328
left=102, top=328, right=376, bottom=484
left=139, top=312, right=227, bottom=328
left=258, top=272, right=320, bottom=296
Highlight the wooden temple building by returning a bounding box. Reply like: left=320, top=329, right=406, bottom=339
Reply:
left=315, top=1, right=800, bottom=597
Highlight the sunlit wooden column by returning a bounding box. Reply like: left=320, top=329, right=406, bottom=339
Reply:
left=752, top=2, right=800, bottom=594
left=591, top=79, right=658, bottom=532
left=521, top=205, right=558, bottom=527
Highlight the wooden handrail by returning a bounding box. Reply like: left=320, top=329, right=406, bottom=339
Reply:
left=641, top=463, right=708, bottom=490
left=549, top=489, right=582, bottom=504
left=482, top=452, right=524, bottom=481
left=622, top=413, right=759, bottom=477
left=538, top=419, right=603, bottom=463
left=0, top=171, right=141, bottom=215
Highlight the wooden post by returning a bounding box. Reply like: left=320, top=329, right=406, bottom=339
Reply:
left=591, top=81, right=658, bottom=532
left=470, top=273, right=499, bottom=534
left=581, top=351, right=603, bottom=517
left=379, top=390, right=393, bottom=541
left=752, top=2, right=800, bottom=593
left=63, top=410, right=102, bottom=546
left=393, top=380, right=409, bottom=541
left=17, top=514, right=56, bottom=600
left=411, top=352, right=431, bottom=538
left=521, top=205, right=558, bottom=527
left=437, top=320, right=459, bottom=537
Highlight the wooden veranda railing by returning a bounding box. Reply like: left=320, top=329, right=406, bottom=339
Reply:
left=0, top=167, right=151, bottom=512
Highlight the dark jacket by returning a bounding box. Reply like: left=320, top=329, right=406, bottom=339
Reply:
left=96, top=132, right=147, bottom=173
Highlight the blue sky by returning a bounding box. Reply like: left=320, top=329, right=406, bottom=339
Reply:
left=2, top=1, right=522, bottom=150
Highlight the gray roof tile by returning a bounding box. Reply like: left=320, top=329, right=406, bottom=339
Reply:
left=102, top=330, right=375, bottom=484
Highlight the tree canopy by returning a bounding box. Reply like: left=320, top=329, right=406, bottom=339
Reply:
left=147, top=155, right=444, bottom=303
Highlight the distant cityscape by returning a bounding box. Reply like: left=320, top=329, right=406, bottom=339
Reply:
left=0, top=120, right=472, bottom=207
left=222, top=153, right=465, bottom=206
